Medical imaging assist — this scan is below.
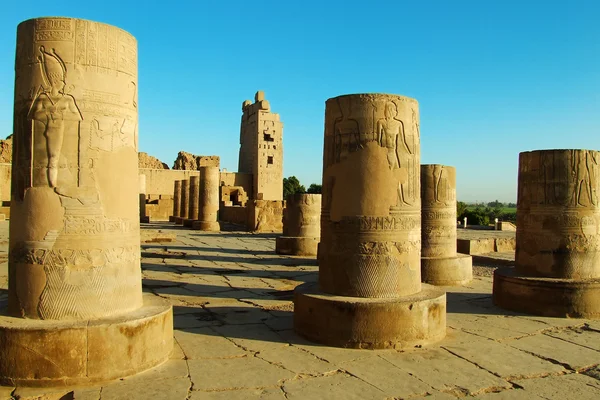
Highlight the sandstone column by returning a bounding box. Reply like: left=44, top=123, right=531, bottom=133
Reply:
left=294, top=93, right=446, bottom=349
left=421, top=164, right=472, bottom=285
left=193, top=166, right=220, bottom=231
left=169, top=180, right=181, bottom=222
left=183, top=175, right=199, bottom=227
left=276, top=194, right=321, bottom=256
left=0, top=17, right=172, bottom=386
left=493, top=149, right=600, bottom=318
left=176, top=178, right=189, bottom=225
left=139, top=174, right=149, bottom=223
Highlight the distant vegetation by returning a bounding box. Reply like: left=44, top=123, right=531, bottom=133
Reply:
left=283, top=176, right=515, bottom=226
left=283, top=176, right=322, bottom=199
left=457, top=200, right=517, bottom=226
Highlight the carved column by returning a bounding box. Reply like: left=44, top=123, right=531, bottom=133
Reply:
left=169, top=180, right=181, bottom=222
left=494, top=149, right=600, bottom=318
left=176, top=178, right=189, bottom=225
left=183, top=175, right=199, bottom=227
left=294, top=93, right=446, bottom=348
left=421, top=164, right=472, bottom=285
left=139, top=174, right=149, bottom=223
left=193, top=166, right=220, bottom=231
left=276, top=194, right=321, bottom=256
left=0, top=17, right=172, bottom=386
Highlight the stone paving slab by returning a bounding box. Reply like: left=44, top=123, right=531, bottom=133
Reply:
left=0, top=221, right=597, bottom=399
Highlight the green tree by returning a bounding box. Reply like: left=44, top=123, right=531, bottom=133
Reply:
left=283, top=176, right=306, bottom=199
left=307, top=183, right=322, bottom=194
left=457, top=201, right=468, bottom=219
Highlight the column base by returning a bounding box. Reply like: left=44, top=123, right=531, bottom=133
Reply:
left=192, top=220, right=220, bottom=231
left=183, top=218, right=194, bottom=227
left=493, top=267, right=600, bottom=318
left=168, top=216, right=177, bottom=222
left=174, top=217, right=184, bottom=225
left=421, top=253, right=473, bottom=286
left=0, top=294, right=173, bottom=387
left=293, top=282, right=446, bottom=349
left=275, top=236, right=319, bottom=256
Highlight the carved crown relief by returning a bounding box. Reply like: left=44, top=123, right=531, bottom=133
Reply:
left=12, top=18, right=138, bottom=202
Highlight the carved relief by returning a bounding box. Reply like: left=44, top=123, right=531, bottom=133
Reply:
left=320, top=93, right=421, bottom=298
left=519, top=150, right=600, bottom=208
left=28, top=46, right=83, bottom=188
left=9, top=18, right=142, bottom=320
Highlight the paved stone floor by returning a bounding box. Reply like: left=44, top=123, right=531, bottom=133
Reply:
left=0, top=221, right=598, bottom=399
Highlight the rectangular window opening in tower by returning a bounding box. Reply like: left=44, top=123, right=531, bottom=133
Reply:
left=264, top=133, right=274, bottom=142
left=267, top=156, right=273, bottom=165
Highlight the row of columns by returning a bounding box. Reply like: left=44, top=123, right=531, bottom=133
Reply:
left=169, top=166, right=220, bottom=231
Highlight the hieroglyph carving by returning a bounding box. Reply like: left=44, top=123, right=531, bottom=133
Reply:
left=519, top=150, right=599, bottom=207
left=325, top=95, right=419, bottom=207
left=28, top=46, right=83, bottom=188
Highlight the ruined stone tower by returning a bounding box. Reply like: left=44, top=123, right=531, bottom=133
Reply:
left=238, top=91, right=283, bottom=201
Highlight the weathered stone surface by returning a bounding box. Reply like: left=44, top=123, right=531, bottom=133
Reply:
left=249, top=200, right=284, bottom=232
left=0, top=17, right=172, bottom=386
left=193, top=167, right=220, bottom=231
left=1, top=219, right=598, bottom=398
left=281, top=373, right=387, bottom=399
left=421, top=164, right=472, bottom=285
left=276, top=194, right=321, bottom=256
left=238, top=91, right=283, bottom=201
left=295, top=93, right=446, bottom=349
left=494, top=150, right=600, bottom=318
left=173, top=151, right=219, bottom=170
left=381, top=349, right=512, bottom=396
left=442, top=332, right=566, bottom=378
left=341, top=356, right=435, bottom=398
left=190, top=387, right=284, bottom=400
left=170, top=180, right=181, bottom=222
left=294, top=282, right=446, bottom=349
left=178, top=179, right=189, bottom=222
left=138, top=152, right=168, bottom=169
left=0, top=136, right=12, bottom=164
left=507, top=333, right=600, bottom=370
left=512, top=373, right=600, bottom=399
left=174, top=328, right=248, bottom=360
left=188, top=357, right=295, bottom=391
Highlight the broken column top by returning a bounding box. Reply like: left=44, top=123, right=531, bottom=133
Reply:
left=242, top=90, right=271, bottom=113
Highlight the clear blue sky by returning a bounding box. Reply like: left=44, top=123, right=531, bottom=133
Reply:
left=1, top=1, right=598, bottom=203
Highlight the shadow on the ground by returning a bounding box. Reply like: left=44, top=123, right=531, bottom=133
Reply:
left=141, top=262, right=317, bottom=281
left=141, top=244, right=275, bottom=256
left=140, top=251, right=318, bottom=267
left=172, top=304, right=305, bottom=344
left=445, top=291, right=524, bottom=316
left=190, top=232, right=280, bottom=240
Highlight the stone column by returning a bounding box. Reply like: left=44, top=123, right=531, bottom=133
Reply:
left=139, top=174, right=149, bottom=223
left=176, top=179, right=189, bottom=225
left=294, top=93, right=446, bottom=349
left=183, top=175, right=199, bottom=227
left=0, top=17, right=172, bottom=386
left=276, top=194, right=321, bottom=255
left=421, top=164, right=472, bottom=285
left=169, top=180, right=181, bottom=222
left=193, top=166, right=220, bottom=231
left=493, top=149, right=600, bottom=318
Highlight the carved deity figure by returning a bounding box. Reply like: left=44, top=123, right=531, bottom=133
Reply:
left=27, top=46, right=82, bottom=187
left=333, top=97, right=359, bottom=163
left=377, top=101, right=402, bottom=169
left=572, top=150, right=597, bottom=207
left=433, top=165, right=444, bottom=203
left=377, top=101, right=414, bottom=206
